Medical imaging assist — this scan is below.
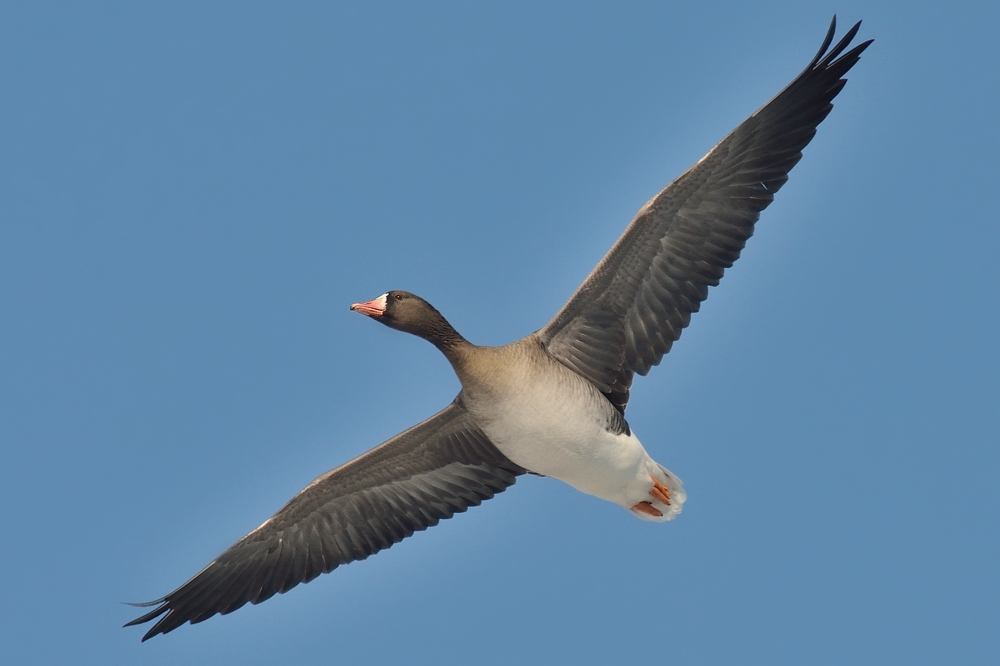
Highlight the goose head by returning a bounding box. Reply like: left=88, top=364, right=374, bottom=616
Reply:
left=350, top=291, right=467, bottom=350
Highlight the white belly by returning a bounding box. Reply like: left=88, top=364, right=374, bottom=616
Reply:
left=466, top=374, right=656, bottom=507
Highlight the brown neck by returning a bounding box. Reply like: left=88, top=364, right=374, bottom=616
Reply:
left=423, top=318, right=471, bottom=365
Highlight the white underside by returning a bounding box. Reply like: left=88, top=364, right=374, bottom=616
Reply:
left=464, top=364, right=686, bottom=522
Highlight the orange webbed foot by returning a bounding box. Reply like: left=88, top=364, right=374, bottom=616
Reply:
left=632, top=501, right=663, bottom=517
left=649, top=477, right=671, bottom=505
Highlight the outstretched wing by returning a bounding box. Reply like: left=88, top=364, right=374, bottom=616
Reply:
left=539, top=18, right=872, bottom=412
left=126, top=398, right=524, bottom=641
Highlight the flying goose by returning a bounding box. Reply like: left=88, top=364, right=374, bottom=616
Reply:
left=127, top=18, right=871, bottom=640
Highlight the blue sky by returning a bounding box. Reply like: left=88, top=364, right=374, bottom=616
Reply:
left=2, top=2, right=997, bottom=664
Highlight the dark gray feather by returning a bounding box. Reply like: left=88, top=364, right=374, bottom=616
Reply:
left=125, top=398, right=523, bottom=640
left=540, top=18, right=872, bottom=413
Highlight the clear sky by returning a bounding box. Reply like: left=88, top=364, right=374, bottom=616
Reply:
left=2, top=2, right=997, bottom=664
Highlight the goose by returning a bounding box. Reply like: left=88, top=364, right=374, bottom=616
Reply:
left=127, top=18, right=871, bottom=640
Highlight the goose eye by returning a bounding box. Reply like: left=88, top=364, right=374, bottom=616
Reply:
left=395, top=294, right=403, bottom=300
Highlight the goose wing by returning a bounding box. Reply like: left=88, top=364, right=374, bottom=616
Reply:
left=126, top=398, right=523, bottom=640
left=539, top=18, right=872, bottom=412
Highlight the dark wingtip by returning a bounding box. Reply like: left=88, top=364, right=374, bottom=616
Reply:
left=857, top=37, right=875, bottom=53
left=820, top=20, right=863, bottom=66
left=122, top=598, right=171, bottom=643
left=802, top=17, right=872, bottom=83
left=122, top=597, right=165, bottom=608
left=808, top=17, right=874, bottom=70
left=808, top=16, right=838, bottom=68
